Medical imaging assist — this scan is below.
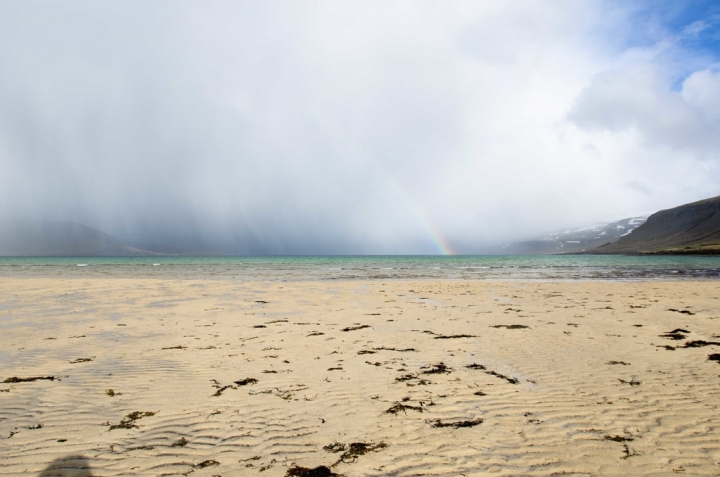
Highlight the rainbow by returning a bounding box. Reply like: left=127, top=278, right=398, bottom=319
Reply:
left=385, top=175, right=455, bottom=256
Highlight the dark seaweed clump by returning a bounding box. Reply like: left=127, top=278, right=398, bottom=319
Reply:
left=385, top=403, right=423, bottom=414
left=668, top=308, right=694, bottom=315
left=659, top=329, right=690, bottom=340
left=395, top=374, right=416, bottom=382
left=323, top=442, right=388, bottom=465
left=709, top=353, right=720, bottom=363
left=69, top=358, right=92, bottom=364
left=193, top=460, right=219, bottom=468
left=682, top=340, right=720, bottom=348
left=341, top=325, right=371, bottom=332
left=465, top=364, right=518, bottom=384
left=466, top=363, right=486, bottom=370
left=373, top=347, right=418, bottom=352
left=431, top=418, right=483, bottom=428
left=486, top=370, right=519, bottom=384
left=235, top=378, right=258, bottom=386
left=108, top=411, right=156, bottom=430
left=421, top=363, right=452, bottom=374
left=286, top=466, right=339, bottom=477
left=394, top=374, right=430, bottom=386
left=3, top=376, right=57, bottom=383
left=212, top=385, right=235, bottom=397
left=491, top=325, right=529, bottom=329
left=433, top=334, right=476, bottom=339
left=605, top=435, right=634, bottom=442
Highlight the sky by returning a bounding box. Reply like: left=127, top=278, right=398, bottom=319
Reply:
left=0, top=0, right=719, bottom=254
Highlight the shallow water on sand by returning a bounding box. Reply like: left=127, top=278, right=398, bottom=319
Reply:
left=1, top=255, right=720, bottom=280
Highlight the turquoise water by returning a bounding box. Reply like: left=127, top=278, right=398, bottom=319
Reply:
left=1, top=255, right=719, bottom=280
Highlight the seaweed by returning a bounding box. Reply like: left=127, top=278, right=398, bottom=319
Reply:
left=385, top=403, right=423, bottom=414
left=307, top=332, right=325, bottom=336
left=341, top=325, right=371, bottom=332
left=433, top=334, right=476, bottom=339
left=3, top=376, right=57, bottom=383
left=323, top=442, right=346, bottom=453
left=668, top=309, right=695, bottom=315
left=161, top=345, right=187, bottom=350
left=621, top=444, right=639, bottom=459
left=212, top=385, right=235, bottom=396
left=193, top=459, right=219, bottom=468
left=466, top=363, right=487, bottom=370
left=255, top=300, right=269, bottom=304
left=357, top=350, right=376, bottom=355
left=285, top=466, right=339, bottom=477
left=373, top=347, right=417, bottom=352
left=660, top=328, right=694, bottom=341
left=324, top=441, right=388, bottom=465
left=254, top=325, right=267, bottom=328
left=486, top=370, right=519, bottom=384
left=106, top=389, right=122, bottom=396
left=491, top=325, right=530, bottom=329
left=421, top=363, right=452, bottom=374
left=682, top=340, right=720, bottom=348
left=394, top=374, right=416, bottom=382
left=605, top=435, right=634, bottom=442
left=430, top=418, right=483, bottom=428
left=473, top=391, right=487, bottom=396
left=235, top=378, right=258, bottom=386
left=618, top=378, right=641, bottom=386
left=69, top=358, right=92, bottom=364
left=607, top=361, right=630, bottom=365
left=171, top=437, right=188, bottom=447
left=108, top=411, right=156, bottom=430
left=659, top=331, right=688, bottom=340
left=708, top=353, right=720, bottom=363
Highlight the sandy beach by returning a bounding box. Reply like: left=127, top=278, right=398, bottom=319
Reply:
left=1, top=277, right=719, bottom=476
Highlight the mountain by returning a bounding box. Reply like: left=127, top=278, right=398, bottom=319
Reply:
left=0, top=219, right=157, bottom=256
left=591, top=195, right=720, bottom=255
left=500, top=216, right=648, bottom=255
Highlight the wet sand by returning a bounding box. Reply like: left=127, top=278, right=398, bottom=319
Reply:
left=1, top=277, right=719, bottom=476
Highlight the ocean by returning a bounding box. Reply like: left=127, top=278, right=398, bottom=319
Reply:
left=1, top=255, right=719, bottom=280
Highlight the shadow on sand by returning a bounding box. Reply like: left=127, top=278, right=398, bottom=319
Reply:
left=38, top=455, right=93, bottom=477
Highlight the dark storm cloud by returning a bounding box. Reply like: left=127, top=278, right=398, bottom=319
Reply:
left=1, top=1, right=719, bottom=254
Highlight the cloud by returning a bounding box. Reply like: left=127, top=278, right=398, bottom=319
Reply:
left=0, top=1, right=719, bottom=254
left=568, top=66, right=720, bottom=155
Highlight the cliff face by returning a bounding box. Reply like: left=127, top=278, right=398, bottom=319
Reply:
left=0, top=219, right=156, bottom=256
left=592, top=196, right=720, bottom=254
